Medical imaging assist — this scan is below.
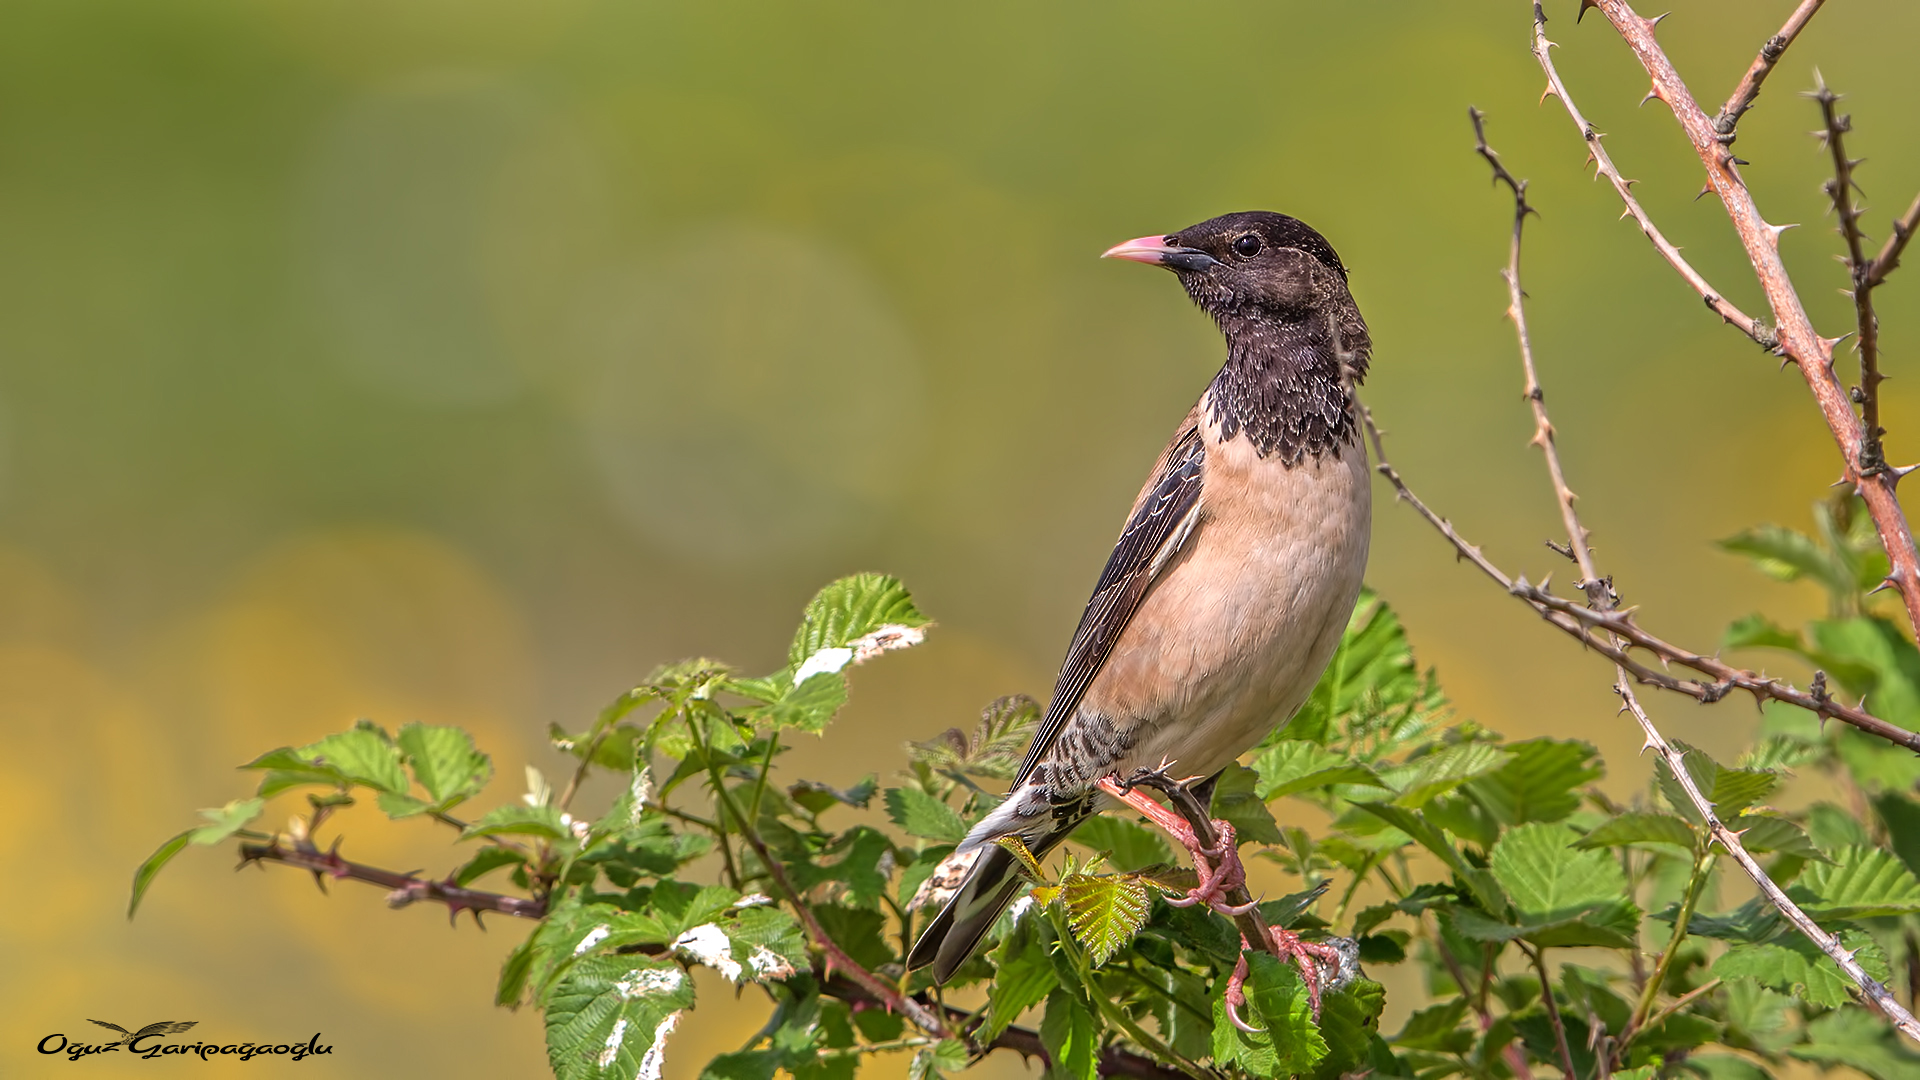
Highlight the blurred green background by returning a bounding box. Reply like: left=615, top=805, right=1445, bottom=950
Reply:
left=4, top=0, right=1917, bottom=1076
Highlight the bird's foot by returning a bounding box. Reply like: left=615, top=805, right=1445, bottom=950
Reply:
left=1270, top=924, right=1348, bottom=1020
left=1094, top=774, right=1249, bottom=914
left=1223, top=947, right=1259, bottom=1034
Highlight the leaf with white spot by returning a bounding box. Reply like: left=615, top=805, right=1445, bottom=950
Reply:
left=545, top=956, right=693, bottom=1080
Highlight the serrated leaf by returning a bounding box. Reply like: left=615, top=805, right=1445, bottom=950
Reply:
left=1214, top=954, right=1327, bottom=1078
left=1791, top=844, right=1920, bottom=920
left=1672, top=898, right=1783, bottom=945
left=1284, top=588, right=1441, bottom=746
left=1465, top=738, right=1600, bottom=825
left=1791, top=1003, right=1920, bottom=1080
left=1309, top=979, right=1386, bottom=1080
left=1873, top=791, right=1920, bottom=878
left=395, top=722, right=492, bottom=809
left=1684, top=1058, right=1773, bottom=1080
left=1718, top=525, right=1849, bottom=592
left=544, top=956, right=693, bottom=1080
left=761, top=672, right=850, bottom=734
left=1657, top=743, right=1777, bottom=824
left=1040, top=990, right=1098, bottom=1080
left=1352, top=801, right=1505, bottom=913
left=465, top=804, right=571, bottom=842
left=1713, top=929, right=1887, bottom=1010
left=1490, top=822, right=1639, bottom=946
left=1059, top=873, right=1151, bottom=965
left=883, top=787, right=968, bottom=844
left=787, top=573, right=929, bottom=667
left=1723, top=612, right=1808, bottom=653
left=189, top=797, right=265, bottom=845
left=704, top=1050, right=780, bottom=1080
left=302, top=722, right=409, bottom=794
left=453, top=845, right=528, bottom=887
left=1392, top=999, right=1473, bottom=1053
left=1070, top=815, right=1171, bottom=872
left=1212, top=763, right=1282, bottom=844
left=1251, top=740, right=1385, bottom=801
left=984, top=913, right=1056, bottom=1041
left=1381, top=742, right=1513, bottom=809
left=1576, top=811, right=1697, bottom=852
left=1730, top=814, right=1826, bottom=860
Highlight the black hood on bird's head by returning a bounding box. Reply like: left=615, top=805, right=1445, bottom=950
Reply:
left=1104, top=211, right=1372, bottom=465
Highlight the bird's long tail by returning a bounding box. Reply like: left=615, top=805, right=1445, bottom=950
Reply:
left=906, top=785, right=1092, bottom=983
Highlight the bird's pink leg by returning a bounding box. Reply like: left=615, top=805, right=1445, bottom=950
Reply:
left=1095, top=774, right=1344, bottom=1019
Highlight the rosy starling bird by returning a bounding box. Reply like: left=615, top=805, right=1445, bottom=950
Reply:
left=907, top=211, right=1372, bottom=992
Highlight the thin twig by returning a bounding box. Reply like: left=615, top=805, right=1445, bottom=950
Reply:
left=1812, top=76, right=1887, bottom=476
left=1360, top=406, right=1920, bottom=753
left=1522, top=944, right=1580, bottom=1080
left=1584, top=0, right=1920, bottom=637
left=1528, top=2, right=1776, bottom=349
left=1713, top=0, right=1827, bottom=139
left=1865, top=190, right=1920, bottom=289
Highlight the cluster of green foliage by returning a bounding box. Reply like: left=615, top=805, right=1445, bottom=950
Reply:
left=134, top=555, right=1920, bottom=1080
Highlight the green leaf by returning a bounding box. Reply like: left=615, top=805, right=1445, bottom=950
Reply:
left=1309, top=979, right=1386, bottom=1080
left=1723, top=612, right=1808, bottom=653
left=1657, top=743, right=1777, bottom=824
left=907, top=1040, right=969, bottom=1080
left=1791, top=844, right=1920, bottom=920
left=812, top=904, right=891, bottom=971
left=1380, top=742, right=1513, bottom=809
left=983, top=914, right=1056, bottom=1042
left=301, top=721, right=410, bottom=794
left=543, top=956, right=694, bottom=1080
left=1714, top=929, right=1888, bottom=1009
left=464, top=804, right=572, bottom=843
left=1352, top=801, right=1505, bottom=913
left=760, top=671, right=850, bottom=734
left=1729, top=814, right=1826, bottom=860
left=1058, top=873, right=1151, bottom=966
left=189, top=797, right=266, bottom=845
left=1211, top=764, right=1282, bottom=845
left=1040, top=990, right=1098, bottom=1080
left=1675, top=898, right=1783, bottom=945
left=1791, top=1004, right=1920, bottom=1080
left=128, top=831, right=194, bottom=918
left=1391, top=1000, right=1472, bottom=1054
left=1684, top=1056, right=1776, bottom=1080
left=1490, top=822, right=1639, bottom=947
left=1284, top=588, right=1440, bottom=746
left=1575, top=811, right=1697, bottom=852
left=787, top=573, right=929, bottom=668
left=1251, top=740, right=1385, bottom=800
left=241, top=746, right=348, bottom=796
left=1069, top=816, right=1171, bottom=873
left=1718, top=524, right=1850, bottom=592
left=1213, top=954, right=1327, bottom=1078
left=883, top=787, right=968, bottom=844
left=704, top=1050, right=780, bottom=1080
left=396, top=722, right=492, bottom=809
left=1873, top=791, right=1920, bottom=878
left=1465, top=738, right=1600, bottom=826
left=453, top=845, right=528, bottom=887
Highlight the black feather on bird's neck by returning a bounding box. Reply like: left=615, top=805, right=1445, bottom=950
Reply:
left=1205, top=305, right=1367, bottom=466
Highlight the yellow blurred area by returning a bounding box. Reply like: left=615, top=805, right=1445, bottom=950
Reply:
left=0, top=0, right=1916, bottom=1077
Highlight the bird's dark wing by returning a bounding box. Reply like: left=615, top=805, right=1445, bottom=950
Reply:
left=162, top=1022, right=198, bottom=1035
left=1012, top=412, right=1206, bottom=788
left=88, top=1020, right=130, bottom=1036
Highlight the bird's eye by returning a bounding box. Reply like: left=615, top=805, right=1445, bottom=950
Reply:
left=1232, top=234, right=1262, bottom=257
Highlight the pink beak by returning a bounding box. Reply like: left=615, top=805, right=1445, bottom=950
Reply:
left=1101, top=234, right=1181, bottom=264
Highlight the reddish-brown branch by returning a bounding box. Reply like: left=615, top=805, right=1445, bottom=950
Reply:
left=1713, top=0, right=1827, bottom=138
left=1528, top=2, right=1774, bottom=349
left=237, top=833, right=1177, bottom=1080
left=1584, top=0, right=1920, bottom=636
left=238, top=835, right=548, bottom=922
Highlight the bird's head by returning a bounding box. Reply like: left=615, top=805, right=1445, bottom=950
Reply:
left=1101, top=210, right=1351, bottom=322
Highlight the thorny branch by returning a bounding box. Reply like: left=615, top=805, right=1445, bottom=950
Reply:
left=1528, top=1, right=1775, bottom=349
left=1866, top=191, right=1920, bottom=291
left=1812, top=78, right=1886, bottom=477
left=1712, top=0, right=1826, bottom=139
left=239, top=829, right=1186, bottom=1080
left=1612, top=678, right=1920, bottom=1043
left=1577, top=0, right=1920, bottom=636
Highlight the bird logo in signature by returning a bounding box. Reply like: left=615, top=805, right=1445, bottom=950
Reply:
left=86, top=1019, right=198, bottom=1046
